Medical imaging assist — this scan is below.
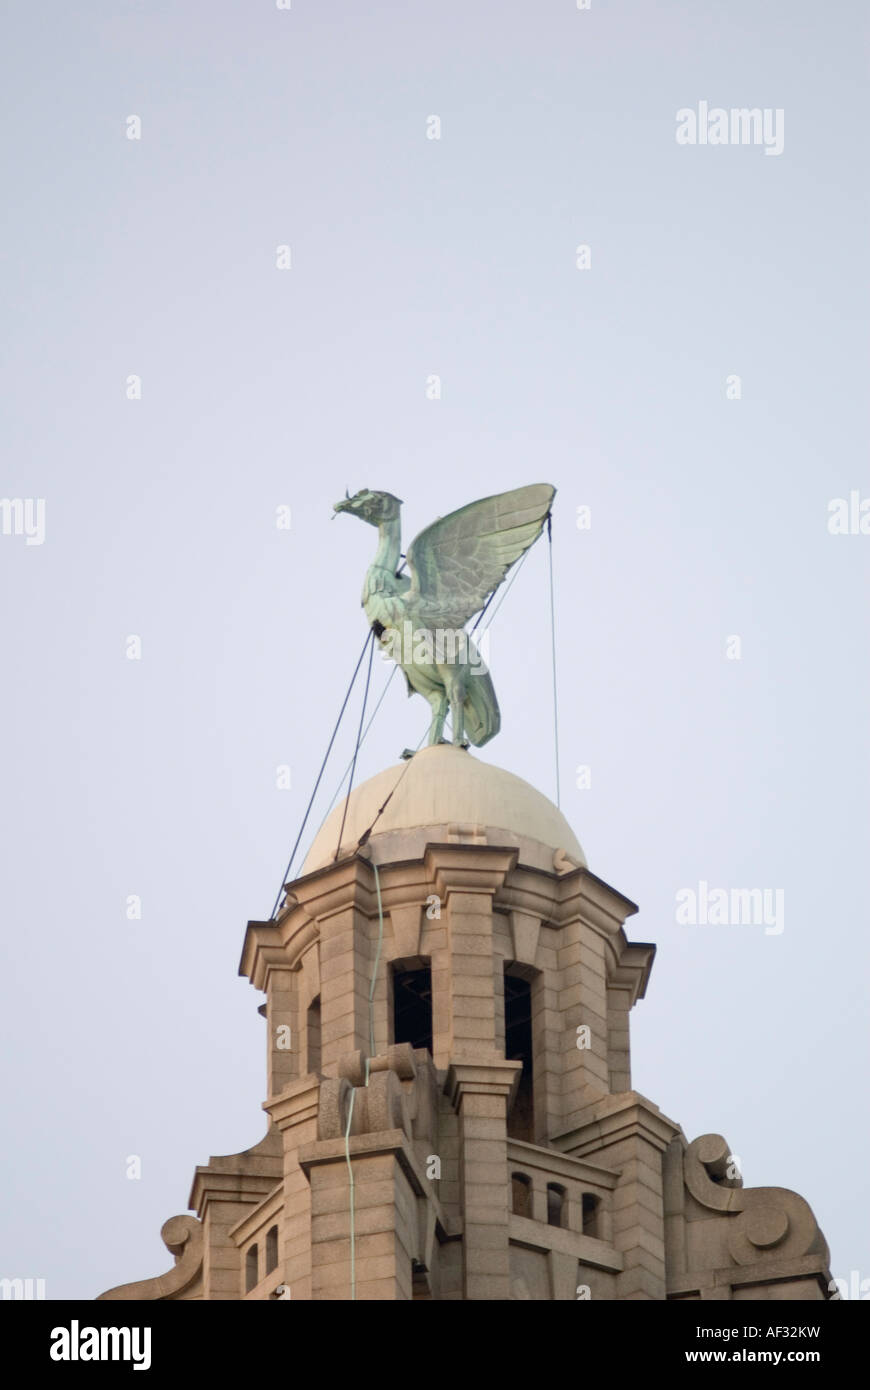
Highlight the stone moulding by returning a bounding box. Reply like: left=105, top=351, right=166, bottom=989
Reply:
left=661, top=1132, right=831, bottom=1299
left=97, top=1215, right=203, bottom=1302
left=240, top=849, right=655, bottom=1010
left=683, top=1133, right=830, bottom=1268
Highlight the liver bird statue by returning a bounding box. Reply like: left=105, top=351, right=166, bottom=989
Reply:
left=333, top=484, right=555, bottom=750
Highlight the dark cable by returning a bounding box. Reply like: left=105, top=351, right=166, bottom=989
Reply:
left=334, top=629, right=376, bottom=861
left=268, top=631, right=374, bottom=919
left=355, top=735, right=424, bottom=851
left=546, top=512, right=560, bottom=807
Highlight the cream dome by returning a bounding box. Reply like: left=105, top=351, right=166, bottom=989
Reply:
left=301, top=744, right=586, bottom=875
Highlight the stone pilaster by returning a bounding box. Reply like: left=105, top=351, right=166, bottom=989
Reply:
left=553, top=1092, right=680, bottom=1301
left=606, top=984, right=633, bottom=1093
left=427, top=845, right=517, bottom=1067
left=264, top=1076, right=320, bottom=1300
left=266, top=964, right=297, bottom=1097
left=446, top=1059, right=521, bottom=1300
left=557, top=919, right=610, bottom=1127
left=299, top=1135, right=421, bottom=1301
left=318, top=903, right=371, bottom=1070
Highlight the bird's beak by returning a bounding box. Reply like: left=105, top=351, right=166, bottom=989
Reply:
left=333, top=489, right=356, bottom=517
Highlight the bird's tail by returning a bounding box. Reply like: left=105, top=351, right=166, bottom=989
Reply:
left=463, top=669, right=500, bottom=747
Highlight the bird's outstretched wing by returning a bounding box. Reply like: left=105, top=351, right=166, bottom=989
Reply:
left=405, top=484, right=555, bottom=628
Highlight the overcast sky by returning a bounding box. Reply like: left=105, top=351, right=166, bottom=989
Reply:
left=1, top=0, right=867, bottom=1299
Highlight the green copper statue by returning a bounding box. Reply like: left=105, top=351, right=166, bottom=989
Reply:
left=333, top=484, right=555, bottom=748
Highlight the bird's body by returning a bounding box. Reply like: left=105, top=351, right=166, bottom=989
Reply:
left=333, top=484, right=555, bottom=749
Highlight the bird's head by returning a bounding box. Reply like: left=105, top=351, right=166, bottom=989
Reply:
left=332, top=489, right=403, bottom=526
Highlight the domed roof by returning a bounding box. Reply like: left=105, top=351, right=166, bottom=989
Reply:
left=301, top=744, right=586, bottom=875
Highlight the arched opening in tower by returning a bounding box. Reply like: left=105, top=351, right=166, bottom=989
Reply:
left=504, top=971, right=534, bottom=1142
left=547, top=1183, right=567, bottom=1228
left=392, top=964, right=433, bottom=1054
left=582, top=1193, right=601, bottom=1238
left=307, top=996, right=321, bottom=1075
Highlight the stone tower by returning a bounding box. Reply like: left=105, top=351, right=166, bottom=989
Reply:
left=99, top=745, right=831, bottom=1301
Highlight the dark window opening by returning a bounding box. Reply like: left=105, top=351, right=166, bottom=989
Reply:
left=265, top=1225, right=278, bottom=1275
left=582, top=1193, right=601, bottom=1238
left=547, top=1183, right=566, bottom=1228
left=245, top=1244, right=258, bottom=1293
left=511, top=1173, right=532, bottom=1218
left=504, top=973, right=534, bottom=1142
left=307, top=997, right=321, bottom=1075
left=392, top=966, right=432, bottom=1053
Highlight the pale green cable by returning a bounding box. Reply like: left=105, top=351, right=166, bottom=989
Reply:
left=344, top=1085, right=356, bottom=1300
left=546, top=517, right=560, bottom=808
left=369, top=861, right=385, bottom=1059
left=346, top=859, right=385, bottom=1299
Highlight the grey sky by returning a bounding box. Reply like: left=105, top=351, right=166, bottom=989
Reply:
left=1, top=0, right=867, bottom=1298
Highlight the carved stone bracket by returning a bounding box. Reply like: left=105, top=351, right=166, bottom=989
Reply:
left=97, top=1215, right=203, bottom=1301
left=685, top=1134, right=827, bottom=1268
left=318, top=1042, right=422, bottom=1142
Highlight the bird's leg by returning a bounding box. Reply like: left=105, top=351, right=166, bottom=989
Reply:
left=451, top=702, right=467, bottom=746
left=426, top=691, right=448, bottom=746
left=446, top=674, right=468, bottom=747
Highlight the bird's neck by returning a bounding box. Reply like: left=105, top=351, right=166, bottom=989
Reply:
left=372, top=517, right=401, bottom=575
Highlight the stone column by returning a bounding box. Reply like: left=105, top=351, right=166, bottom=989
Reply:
left=427, top=844, right=517, bottom=1065
left=264, top=1076, right=320, bottom=1300
left=266, top=964, right=297, bottom=1097
left=301, top=1143, right=417, bottom=1301
left=446, top=1060, right=521, bottom=1300
left=606, top=984, right=633, bottom=1093
left=319, top=902, right=371, bottom=1070
left=557, top=919, right=610, bottom=1129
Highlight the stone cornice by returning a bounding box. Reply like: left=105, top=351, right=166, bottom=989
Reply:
left=187, top=1128, right=284, bottom=1217
left=227, top=1184, right=285, bottom=1248
left=297, top=1128, right=455, bottom=1240
left=242, top=844, right=653, bottom=993
left=263, top=1074, right=321, bottom=1130
left=424, top=843, right=518, bottom=898
left=494, top=863, right=566, bottom=924
left=239, top=920, right=302, bottom=991
left=240, top=859, right=374, bottom=988
left=189, top=1169, right=282, bottom=1221
left=667, top=1255, right=832, bottom=1300
left=283, top=854, right=378, bottom=919
left=553, top=868, right=639, bottom=931
left=506, top=1137, right=620, bottom=1188
left=552, top=1091, right=683, bottom=1158
left=445, top=1058, right=523, bottom=1109
left=610, top=942, right=657, bottom=1005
